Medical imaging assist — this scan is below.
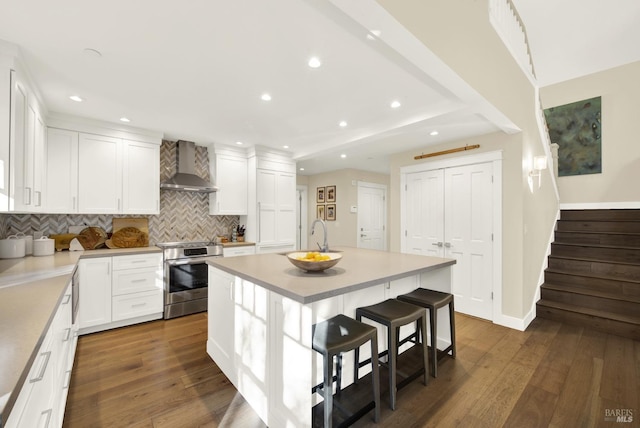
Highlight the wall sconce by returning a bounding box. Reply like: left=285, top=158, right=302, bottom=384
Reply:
left=529, top=155, right=548, bottom=188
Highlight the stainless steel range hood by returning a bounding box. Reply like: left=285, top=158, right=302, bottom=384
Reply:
left=160, top=140, right=218, bottom=193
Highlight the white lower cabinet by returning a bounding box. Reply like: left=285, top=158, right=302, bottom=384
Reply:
left=207, top=268, right=236, bottom=383
left=78, top=257, right=112, bottom=330
left=79, top=253, right=163, bottom=334
left=112, top=290, right=163, bottom=321
left=5, top=283, right=76, bottom=428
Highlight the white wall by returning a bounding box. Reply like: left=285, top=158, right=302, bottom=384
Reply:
left=542, top=61, right=640, bottom=207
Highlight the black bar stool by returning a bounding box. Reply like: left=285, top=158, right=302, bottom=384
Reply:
left=397, top=288, right=456, bottom=377
left=312, top=314, right=380, bottom=428
left=355, top=299, right=429, bottom=410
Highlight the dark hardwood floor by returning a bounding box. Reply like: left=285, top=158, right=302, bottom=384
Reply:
left=63, top=312, right=639, bottom=427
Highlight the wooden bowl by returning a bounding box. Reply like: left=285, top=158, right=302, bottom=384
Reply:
left=286, top=252, right=342, bottom=272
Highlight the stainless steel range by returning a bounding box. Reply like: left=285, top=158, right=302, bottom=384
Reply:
left=157, top=241, right=223, bottom=319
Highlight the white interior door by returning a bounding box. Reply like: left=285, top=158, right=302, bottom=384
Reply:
left=444, top=163, right=493, bottom=320
left=405, top=170, right=444, bottom=256
left=403, top=162, right=494, bottom=320
left=357, top=182, right=387, bottom=250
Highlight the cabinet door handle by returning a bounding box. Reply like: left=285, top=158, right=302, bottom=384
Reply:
left=30, top=351, right=51, bottom=383
left=63, top=369, right=72, bottom=389
left=431, top=242, right=443, bottom=247
left=131, top=278, right=147, bottom=283
left=25, top=187, right=32, bottom=205
left=444, top=242, right=452, bottom=248
left=132, top=302, right=147, bottom=308
left=41, top=409, right=52, bottom=428
left=72, top=196, right=76, bottom=210
left=117, top=198, right=121, bottom=211
left=63, top=327, right=71, bottom=342
left=257, top=202, right=261, bottom=242
left=62, top=294, right=71, bottom=304
left=35, top=190, right=42, bottom=206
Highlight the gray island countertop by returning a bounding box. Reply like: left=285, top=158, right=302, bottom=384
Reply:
left=208, top=246, right=456, bottom=304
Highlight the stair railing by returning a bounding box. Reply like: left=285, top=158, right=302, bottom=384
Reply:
left=489, top=0, right=560, bottom=202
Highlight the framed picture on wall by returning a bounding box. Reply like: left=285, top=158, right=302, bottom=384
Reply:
left=326, top=204, right=336, bottom=221
left=326, top=185, right=336, bottom=202
left=316, top=187, right=325, bottom=203
left=316, top=204, right=326, bottom=220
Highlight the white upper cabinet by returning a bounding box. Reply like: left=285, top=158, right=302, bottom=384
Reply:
left=122, top=139, right=159, bottom=214
left=8, top=69, right=47, bottom=213
left=45, top=120, right=161, bottom=214
left=209, top=147, right=248, bottom=215
left=9, top=73, right=27, bottom=211
left=78, top=133, right=122, bottom=213
left=45, top=128, right=78, bottom=213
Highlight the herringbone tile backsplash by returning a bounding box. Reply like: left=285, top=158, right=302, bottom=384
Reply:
left=0, top=140, right=238, bottom=244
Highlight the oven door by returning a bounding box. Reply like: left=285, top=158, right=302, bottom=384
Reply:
left=164, top=256, right=217, bottom=318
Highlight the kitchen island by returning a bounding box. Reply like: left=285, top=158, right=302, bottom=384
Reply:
left=207, top=247, right=455, bottom=427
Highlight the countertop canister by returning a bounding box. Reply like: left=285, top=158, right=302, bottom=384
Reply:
left=33, top=236, right=55, bottom=256
left=15, top=233, right=33, bottom=255
left=0, top=235, right=26, bottom=259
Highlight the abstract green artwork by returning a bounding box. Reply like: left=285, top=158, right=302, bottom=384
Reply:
left=544, top=96, right=602, bottom=176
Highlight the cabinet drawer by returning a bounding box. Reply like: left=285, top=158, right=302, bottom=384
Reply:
left=223, top=246, right=256, bottom=257
left=112, top=253, right=161, bottom=270
left=112, top=290, right=163, bottom=321
left=112, top=268, right=161, bottom=296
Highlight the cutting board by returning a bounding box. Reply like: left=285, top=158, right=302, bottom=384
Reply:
left=111, top=218, right=149, bottom=247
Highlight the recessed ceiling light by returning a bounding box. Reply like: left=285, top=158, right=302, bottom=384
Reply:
left=308, top=57, right=322, bottom=68
left=339, top=121, right=348, bottom=128
left=69, top=95, right=83, bottom=102
left=119, top=117, right=130, bottom=123
left=261, top=93, right=271, bottom=101
left=430, top=130, right=439, bottom=136
left=236, top=141, right=243, bottom=145
left=340, top=154, right=347, bottom=159
left=390, top=100, right=401, bottom=109
left=299, top=167, right=305, bottom=171
left=283, top=145, right=289, bottom=149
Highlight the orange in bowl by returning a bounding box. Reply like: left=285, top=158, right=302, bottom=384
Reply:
left=286, top=251, right=342, bottom=272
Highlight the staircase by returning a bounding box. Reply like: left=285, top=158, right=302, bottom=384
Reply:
left=536, top=209, right=640, bottom=340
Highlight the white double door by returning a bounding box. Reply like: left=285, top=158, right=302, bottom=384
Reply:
left=405, top=162, right=493, bottom=320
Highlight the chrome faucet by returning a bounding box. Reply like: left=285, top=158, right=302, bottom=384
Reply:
left=311, top=219, right=329, bottom=252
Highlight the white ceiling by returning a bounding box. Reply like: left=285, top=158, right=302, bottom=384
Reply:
left=0, top=1, right=636, bottom=175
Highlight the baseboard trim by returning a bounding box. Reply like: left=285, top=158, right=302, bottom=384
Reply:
left=494, top=313, right=527, bottom=331
left=560, top=202, right=640, bottom=210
